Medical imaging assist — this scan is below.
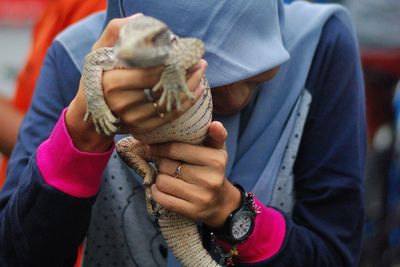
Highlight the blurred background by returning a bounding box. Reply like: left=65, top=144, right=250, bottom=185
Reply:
left=0, top=0, right=399, bottom=266
left=0, top=0, right=46, bottom=98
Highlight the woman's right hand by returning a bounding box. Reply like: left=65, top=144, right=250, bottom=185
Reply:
left=65, top=14, right=207, bottom=153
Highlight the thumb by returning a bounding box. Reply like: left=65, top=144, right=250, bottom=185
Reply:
left=203, top=121, right=228, bottom=149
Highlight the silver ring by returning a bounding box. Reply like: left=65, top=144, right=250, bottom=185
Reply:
left=144, top=88, right=156, bottom=102
left=174, top=162, right=184, bottom=179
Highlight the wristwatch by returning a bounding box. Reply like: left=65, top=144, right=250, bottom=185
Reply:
left=215, top=184, right=257, bottom=244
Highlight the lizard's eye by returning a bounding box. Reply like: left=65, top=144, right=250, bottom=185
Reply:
left=153, top=30, right=171, bottom=46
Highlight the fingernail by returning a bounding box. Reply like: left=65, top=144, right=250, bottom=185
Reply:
left=126, top=13, right=143, bottom=21
left=130, top=13, right=143, bottom=18
left=202, top=60, right=208, bottom=71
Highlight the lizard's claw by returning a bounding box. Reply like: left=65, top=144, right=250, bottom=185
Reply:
left=84, top=109, right=119, bottom=136
left=82, top=47, right=119, bottom=136
left=153, top=67, right=195, bottom=112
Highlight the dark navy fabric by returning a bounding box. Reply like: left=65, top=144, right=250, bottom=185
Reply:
left=0, top=40, right=89, bottom=266
left=0, top=16, right=365, bottom=267
left=246, top=16, right=366, bottom=267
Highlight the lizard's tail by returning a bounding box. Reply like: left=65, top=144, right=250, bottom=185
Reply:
left=158, top=212, right=221, bottom=267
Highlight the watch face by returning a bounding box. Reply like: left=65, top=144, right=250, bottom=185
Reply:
left=231, top=212, right=253, bottom=240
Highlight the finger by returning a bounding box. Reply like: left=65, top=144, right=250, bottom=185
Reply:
left=118, top=101, right=161, bottom=127
left=92, top=13, right=143, bottom=50
left=147, top=142, right=227, bottom=167
left=104, top=58, right=205, bottom=103
left=157, top=158, right=222, bottom=188
left=105, top=86, right=148, bottom=114
left=185, top=60, right=207, bottom=94
left=151, top=180, right=195, bottom=212
left=187, top=59, right=207, bottom=75
left=110, top=59, right=206, bottom=134
left=117, top=97, right=200, bottom=134
left=153, top=174, right=210, bottom=208
left=123, top=82, right=206, bottom=134
left=106, top=60, right=205, bottom=132
left=203, top=121, right=228, bottom=149
left=103, top=66, right=164, bottom=91
left=157, top=158, right=184, bottom=178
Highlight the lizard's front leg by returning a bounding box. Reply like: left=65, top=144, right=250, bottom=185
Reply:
left=153, top=38, right=204, bottom=112
left=82, top=47, right=119, bottom=136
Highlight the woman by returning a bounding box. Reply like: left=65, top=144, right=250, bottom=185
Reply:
left=0, top=0, right=366, bottom=266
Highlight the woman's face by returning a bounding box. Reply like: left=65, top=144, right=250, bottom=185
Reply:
left=212, top=66, right=280, bottom=116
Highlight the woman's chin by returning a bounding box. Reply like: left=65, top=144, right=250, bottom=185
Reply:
left=213, top=98, right=251, bottom=116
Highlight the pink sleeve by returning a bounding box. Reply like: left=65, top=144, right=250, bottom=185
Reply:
left=215, top=197, right=286, bottom=264
left=36, top=108, right=114, bottom=198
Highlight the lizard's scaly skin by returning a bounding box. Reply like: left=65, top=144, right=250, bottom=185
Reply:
left=83, top=16, right=220, bottom=266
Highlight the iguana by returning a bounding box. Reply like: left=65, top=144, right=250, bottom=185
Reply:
left=82, top=15, right=220, bottom=267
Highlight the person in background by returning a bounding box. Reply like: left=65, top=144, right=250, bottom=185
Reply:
left=0, top=0, right=106, bottom=187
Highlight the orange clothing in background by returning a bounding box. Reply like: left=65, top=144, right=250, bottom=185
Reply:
left=0, top=0, right=106, bottom=184
left=0, top=1, right=106, bottom=265
left=14, top=0, right=106, bottom=112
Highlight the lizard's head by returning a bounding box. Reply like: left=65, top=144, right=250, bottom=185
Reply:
left=116, top=16, right=173, bottom=68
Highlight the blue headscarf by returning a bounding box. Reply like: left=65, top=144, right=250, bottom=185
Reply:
left=109, top=0, right=290, bottom=87
left=99, top=0, right=354, bottom=196
left=57, top=1, right=356, bottom=265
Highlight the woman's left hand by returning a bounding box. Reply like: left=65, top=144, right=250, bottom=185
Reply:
left=146, top=121, right=241, bottom=228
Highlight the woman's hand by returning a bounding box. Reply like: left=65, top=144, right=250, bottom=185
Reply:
left=146, top=121, right=241, bottom=228
left=66, top=14, right=206, bottom=152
